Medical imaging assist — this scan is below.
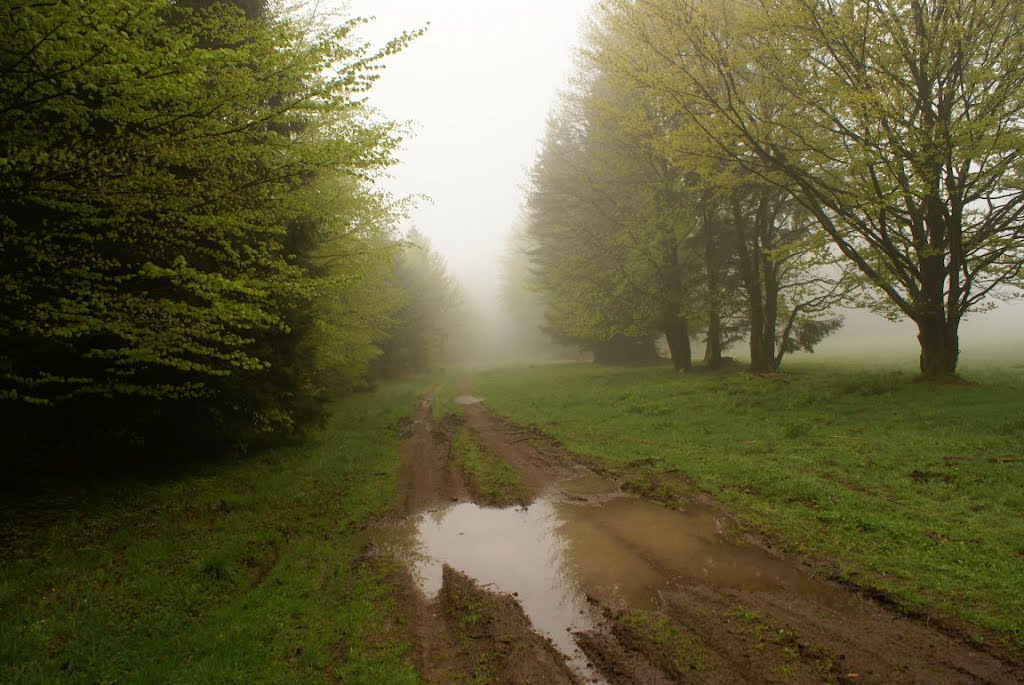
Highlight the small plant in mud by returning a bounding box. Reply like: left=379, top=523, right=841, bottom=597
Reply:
left=451, top=428, right=526, bottom=506
left=620, top=472, right=679, bottom=506
left=725, top=605, right=760, bottom=624
left=431, top=376, right=465, bottom=423
left=442, top=575, right=501, bottom=683
left=435, top=566, right=577, bottom=685
left=725, top=605, right=790, bottom=649
left=616, top=609, right=708, bottom=674
left=723, top=604, right=836, bottom=680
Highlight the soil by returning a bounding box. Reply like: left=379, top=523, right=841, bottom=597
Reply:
left=367, top=391, right=1024, bottom=684
left=386, top=561, right=577, bottom=685
left=377, top=394, right=581, bottom=684
left=393, top=396, right=470, bottom=515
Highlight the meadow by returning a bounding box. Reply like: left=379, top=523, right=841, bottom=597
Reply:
left=0, top=380, right=427, bottom=684
left=474, top=360, right=1024, bottom=650
left=4, top=358, right=1023, bottom=682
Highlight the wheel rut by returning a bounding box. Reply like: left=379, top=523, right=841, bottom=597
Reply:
left=368, top=390, right=1022, bottom=684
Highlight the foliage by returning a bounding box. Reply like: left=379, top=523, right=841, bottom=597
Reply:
left=526, top=73, right=701, bottom=368
left=781, top=314, right=845, bottom=356
left=595, top=0, right=1024, bottom=376
left=526, top=25, right=845, bottom=372
left=373, top=229, right=462, bottom=377
left=0, top=0, right=413, bottom=453
left=587, top=2, right=850, bottom=371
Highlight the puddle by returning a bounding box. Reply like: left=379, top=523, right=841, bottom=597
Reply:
left=377, top=470, right=858, bottom=681
left=378, top=501, right=596, bottom=675
left=454, top=394, right=484, bottom=405
left=555, top=495, right=852, bottom=611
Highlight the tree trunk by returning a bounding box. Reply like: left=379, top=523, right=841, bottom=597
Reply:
left=702, top=198, right=726, bottom=370
left=735, top=195, right=782, bottom=374
left=664, top=317, right=692, bottom=372
left=916, top=226, right=960, bottom=378
left=748, top=298, right=769, bottom=372
left=750, top=335, right=777, bottom=372
left=704, top=312, right=723, bottom=368
left=916, top=315, right=959, bottom=378
left=759, top=260, right=779, bottom=372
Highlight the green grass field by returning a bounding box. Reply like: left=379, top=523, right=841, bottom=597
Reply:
left=474, top=361, right=1024, bottom=649
left=0, top=379, right=428, bottom=684
left=4, top=360, right=1022, bottom=680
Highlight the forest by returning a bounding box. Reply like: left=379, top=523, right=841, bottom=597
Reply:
left=2, top=0, right=1023, bottom=683
left=523, top=0, right=1024, bottom=377
left=0, top=0, right=458, bottom=465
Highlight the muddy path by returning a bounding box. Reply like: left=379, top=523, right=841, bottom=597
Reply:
left=368, top=392, right=1022, bottom=684
left=393, top=394, right=470, bottom=515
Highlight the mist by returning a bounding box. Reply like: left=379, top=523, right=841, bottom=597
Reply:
left=4, top=2, right=1023, bottom=680
left=342, top=0, right=592, bottom=298
left=342, top=1, right=1022, bottom=371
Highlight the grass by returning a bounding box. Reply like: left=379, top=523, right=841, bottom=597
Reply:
left=450, top=428, right=525, bottom=506
left=617, top=609, right=707, bottom=674
left=439, top=573, right=502, bottom=685
left=431, top=373, right=462, bottom=422
left=473, top=361, right=1024, bottom=649
left=0, top=378, right=429, bottom=684
left=431, top=373, right=525, bottom=506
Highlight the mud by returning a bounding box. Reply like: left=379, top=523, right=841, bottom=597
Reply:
left=393, top=395, right=469, bottom=515
left=374, top=497, right=599, bottom=680
left=371, top=392, right=1023, bottom=684
left=461, top=403, right=569, bottom=495
left=388, top=561, right=578, bottom=685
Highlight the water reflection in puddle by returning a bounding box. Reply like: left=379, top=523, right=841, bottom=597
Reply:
left=556, top=495, right=848, bottom=610
left=377, top=471, right=855, bottom=679
left=394, top=501, right=594, bottom=665
left=454, top=394, right=484, bottom=405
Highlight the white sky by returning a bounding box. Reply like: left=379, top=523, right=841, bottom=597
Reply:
left=335, top=0, right=594, bottom=299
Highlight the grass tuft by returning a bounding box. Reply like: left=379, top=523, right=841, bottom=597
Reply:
left=451, top=428, right=525, bottom=507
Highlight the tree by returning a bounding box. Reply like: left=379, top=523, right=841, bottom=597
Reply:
left=496, top=223, right=572, bottom=360
left=598, top=0, right=1024, bottom=377
left=728, top=186, right=847, bottom=371
left=526, top=73, right=703, bottom=369
left=373, top=230, right=462, bottom=377
left=590, top=4, right=845, bottom=372
left=0, top=0, right=412, bottom=454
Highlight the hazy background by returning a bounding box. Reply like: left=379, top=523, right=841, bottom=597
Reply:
left=336, top=0, right=1022, bottom=367
left=341, top=0, right=590, bottom=291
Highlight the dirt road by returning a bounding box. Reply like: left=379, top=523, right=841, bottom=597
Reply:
left=367, top=392, right=1022, bottom=684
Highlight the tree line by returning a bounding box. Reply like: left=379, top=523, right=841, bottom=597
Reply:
left=523, top=0, right=1024, bottom=377
left=0, top=0, right=457, bottom=464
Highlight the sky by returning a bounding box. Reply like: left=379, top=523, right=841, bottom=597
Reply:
left=325, top=0, right=1022, bottom=364
left=336, top=0, right=595, bottom=302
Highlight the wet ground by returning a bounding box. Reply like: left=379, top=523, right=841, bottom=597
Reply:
left=369, top=392, right=1022, bottom=684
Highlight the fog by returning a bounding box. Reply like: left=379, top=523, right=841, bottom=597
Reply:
left=338, top=1, right=1023, bottom=367
left=341, top=0, right=591, bottom=298
left=816, top=302, right=1024, bottom=367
